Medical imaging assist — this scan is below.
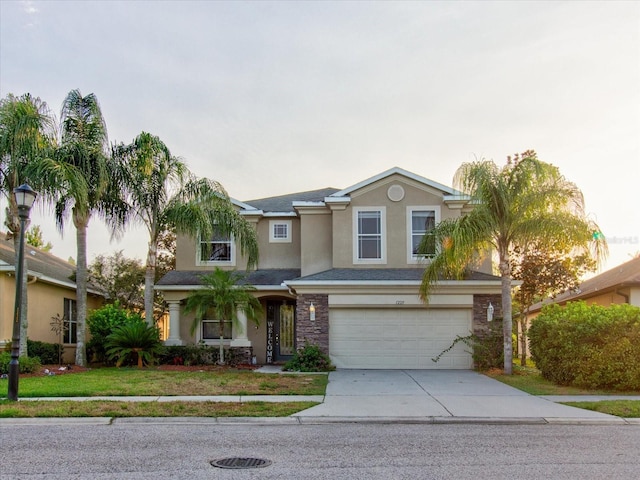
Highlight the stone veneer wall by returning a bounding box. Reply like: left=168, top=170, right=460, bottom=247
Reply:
left=295, top=294, right=329, bottom=354
left=472, top=294, right=502, bottom=336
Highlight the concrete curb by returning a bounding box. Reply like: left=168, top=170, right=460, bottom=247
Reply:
left=2, top=416, right=638, bottom=426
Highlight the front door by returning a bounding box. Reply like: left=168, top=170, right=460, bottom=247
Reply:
left=266, top=300, right=296, bottom=363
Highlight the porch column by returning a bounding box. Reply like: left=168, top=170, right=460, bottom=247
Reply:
left=164, top=300, right=183, bottom=346
left=230, top=308, right=251, bottom=347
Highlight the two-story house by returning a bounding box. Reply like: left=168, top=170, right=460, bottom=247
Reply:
left=156, top=167, right=503, bottom=369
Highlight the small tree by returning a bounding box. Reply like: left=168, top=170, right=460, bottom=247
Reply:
left=184, top=268, right=262, bottom=365
left=26, top=225, right=53, bottom=252
left=49, top=313, right=68, bottom=365
left=88, top=251, right=145, bottom=313
left=511, top=242, right=595, bottom=365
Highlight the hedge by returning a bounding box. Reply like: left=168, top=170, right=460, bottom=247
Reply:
left=528, top=302, right=640, bottom=390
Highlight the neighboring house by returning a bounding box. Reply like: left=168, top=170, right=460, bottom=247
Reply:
left=528, top=255, right=640, bottom=315
left=0, top=233, right=103, bottom=363
left=156, top=167, right=503, bottom=369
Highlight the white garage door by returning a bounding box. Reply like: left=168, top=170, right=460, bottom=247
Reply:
left=330, top=308, right=472, bottom=369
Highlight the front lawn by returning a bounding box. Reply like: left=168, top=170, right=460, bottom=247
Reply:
left=485, top=365, right=640, bottom=418
left=5, top=367, right=327, bottom=397
left=0, top=400, right=318, bottom=418
left=485, top=366, right=640, bottom=396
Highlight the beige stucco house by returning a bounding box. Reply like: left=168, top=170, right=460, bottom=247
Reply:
left=528, top=255, right=640, bottom=314
left=0, top=234, right=103, bottom=363
left=156, top=167, right=503, bottom=369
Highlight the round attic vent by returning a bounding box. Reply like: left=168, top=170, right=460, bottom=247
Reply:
left=387, top=184, right=405, bottom=202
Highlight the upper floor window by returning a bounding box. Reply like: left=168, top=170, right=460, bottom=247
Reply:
left=407, top=206, right=439, bottom=263
left=63, top=298, right=77, bottom=344
left=198, top=228, right=235, bottom=265
left=353, top=207, right=386, bottom=263
left=269, top=220, right=292, bottom=243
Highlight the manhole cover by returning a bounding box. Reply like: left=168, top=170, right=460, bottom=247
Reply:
left=210, top=457, right=272, bottom=469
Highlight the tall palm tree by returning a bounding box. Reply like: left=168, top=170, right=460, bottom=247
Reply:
left=29, top=90, right=125, bottom=366
left=184, top=268, right=262, bottom=364
left=113, top=131, right=259, bottom=324
left=0, top=93, right=56, bottom=356
left=419, top=151, right=606, bottom=374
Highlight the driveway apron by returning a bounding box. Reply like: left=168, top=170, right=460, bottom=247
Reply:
left=294, top=369, right=617, bottom=420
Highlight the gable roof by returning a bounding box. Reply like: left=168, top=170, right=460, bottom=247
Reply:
left=240, top=167, right=468, bottom=215
left=530, top=256, right=640, bottom=311
left=0, top=232, right=78, bottom=288
left=328, top=166, right=462, bottom=198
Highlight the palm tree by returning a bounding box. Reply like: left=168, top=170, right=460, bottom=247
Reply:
left=419, top=151, right=606, bottom=374
left=105, top=321, right=163, bottom=368
left=184, top=268, right=262, bottom=364
left=113, top=132, right=259, bottom=325
left=28, top=90, right=125, bottom=366
left=0, top=93, right=56, bottom=356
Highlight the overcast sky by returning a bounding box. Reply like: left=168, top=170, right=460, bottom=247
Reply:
left=1, top=0, right=638, bottom=272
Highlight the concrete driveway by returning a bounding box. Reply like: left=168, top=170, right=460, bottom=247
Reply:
left=295, top=369, right=620, bottom=422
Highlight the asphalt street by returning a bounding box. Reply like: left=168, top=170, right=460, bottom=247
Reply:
left=1, top=422, right=638, bottom=479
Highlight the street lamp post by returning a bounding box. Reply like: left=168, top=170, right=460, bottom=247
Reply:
left=7, top=184, right=38, bottom=401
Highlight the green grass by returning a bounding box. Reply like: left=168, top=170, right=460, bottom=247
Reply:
left=561, top=401, right=640, bottom=418
left=485, top=366, right=640, bottom=396
left=0, top=400, right=318, bottom=418
left=8, top=368, right=327, bottom=397
left=485, top=365, right=640, bottom=418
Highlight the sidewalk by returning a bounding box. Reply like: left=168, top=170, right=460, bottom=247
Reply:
left=2, top=369, right=639, bottom=426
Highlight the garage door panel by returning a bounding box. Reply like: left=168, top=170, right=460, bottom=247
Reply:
left=330, top=308, right=472, bottom=369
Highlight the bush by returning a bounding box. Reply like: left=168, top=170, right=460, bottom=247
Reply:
left=0, top=351, right=42, bottom=374
left=87, top=303, right=145, bottom=364
left=432, top=320, right=504, bottom=371
left=158, top=344, right=248, bottom=366
left=27, top=339, right=61, bottom=365
left=105, top=321, right=164, bottom=368
left=529, top=302, right=640, bottom=390
left=284, top=341, right=334, bottom=372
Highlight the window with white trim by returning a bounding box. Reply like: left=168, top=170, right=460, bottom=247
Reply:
left=63, top=298, right=77, bottom=344
left=202, top=319, right=233, bottom=340
left=269, top=220, right=292, bottom=243
left=198, top=228, right=235, bottom=265
left=353, top=207, right=386, bottom=263
left=407, top=206, right=439, bottom=263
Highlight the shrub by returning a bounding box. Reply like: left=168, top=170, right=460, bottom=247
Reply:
left=284, top=341, right=334, bottom=372
left=0, top=351, right=42, bottom=374
left=529, top=302, right=640, bottom=390
left=27, top=339, right=61, bottom=365
left=432, top=320, right=505, bottom=371
left=87, top=303, right=145, bottom=364
left=158, top=344, right=248, bottom=366
left=105, top=321, right=164, bottom=368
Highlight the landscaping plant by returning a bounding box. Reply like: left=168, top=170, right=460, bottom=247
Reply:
left=104, top=321, right=164, bottom=368
left=0, top=352, right=41, bottom=374
left=284, top=341, right=335, bottom=372
left=529, top=302, right=640, bottom=390
left=88, top=303, right=145, bottom=364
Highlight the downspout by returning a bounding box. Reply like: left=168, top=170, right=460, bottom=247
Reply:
left=615, top=288, right=630, bottom=304
left=282, top=282, right=296, bottom=297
